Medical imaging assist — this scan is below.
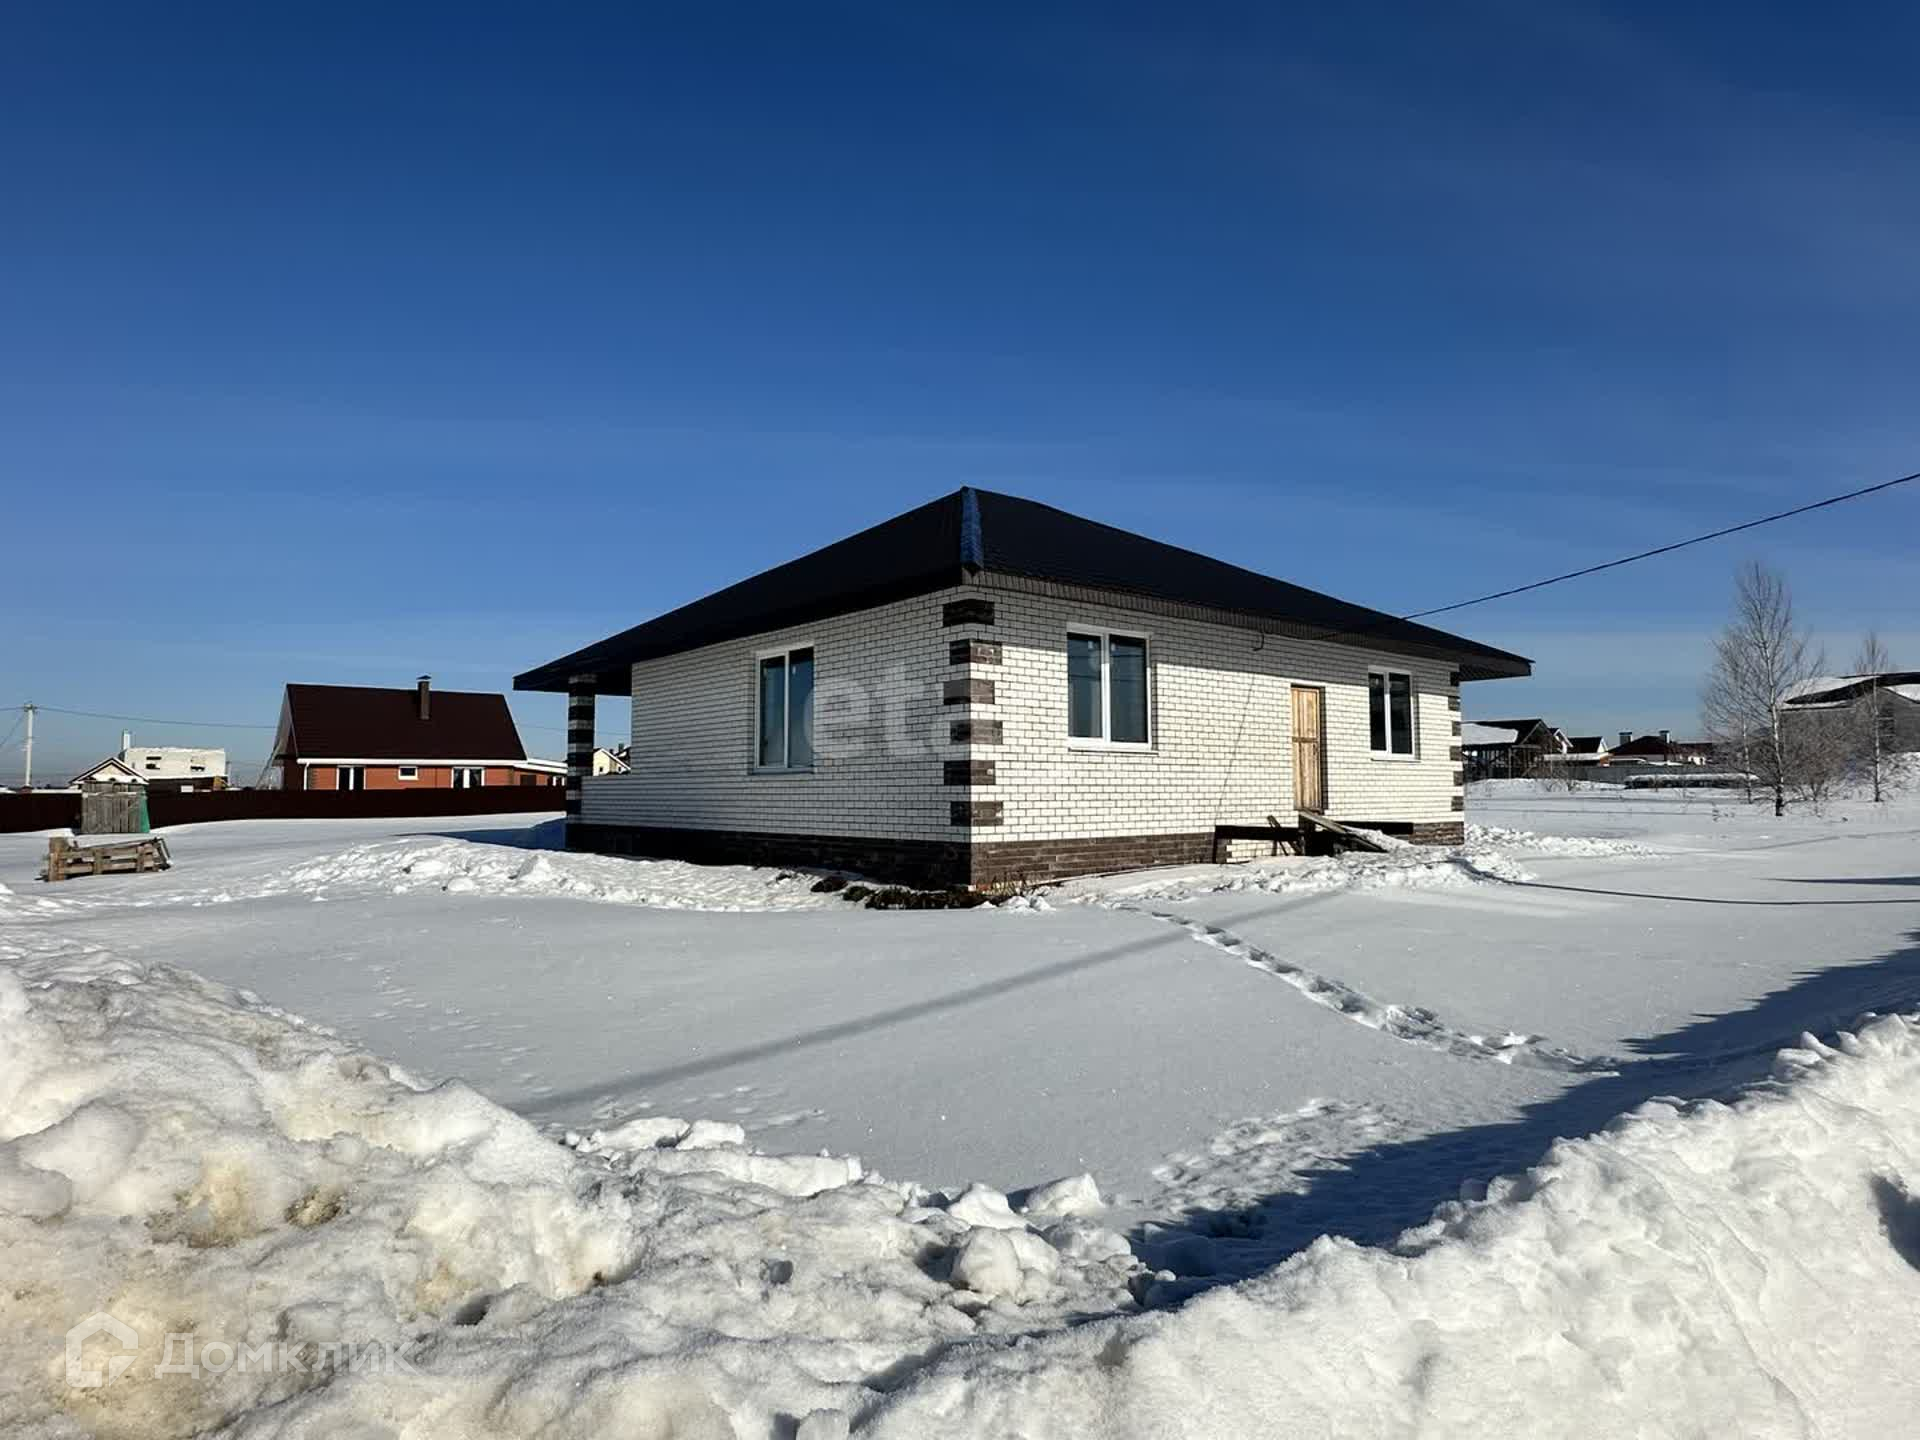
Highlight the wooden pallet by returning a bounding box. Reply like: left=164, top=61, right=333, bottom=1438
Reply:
left=43, top=835, right=173, bottom=882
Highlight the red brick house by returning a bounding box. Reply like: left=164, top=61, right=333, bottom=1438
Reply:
left=266, top=678, right=563, bottom=791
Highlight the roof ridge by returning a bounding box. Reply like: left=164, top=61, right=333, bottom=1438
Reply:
left=958, top=487, right=983, bottom=571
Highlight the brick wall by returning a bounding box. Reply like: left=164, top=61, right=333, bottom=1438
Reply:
left=580, top=589, right=962, bottom=841
left=580, top=579, right=1469, bottom=864
left=953, top=585, right=1462, bottom=841
left=300, top=765, right=559, bottom=790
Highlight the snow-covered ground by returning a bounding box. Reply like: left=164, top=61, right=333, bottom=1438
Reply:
left=5, top=774, right=1920, bottom=1435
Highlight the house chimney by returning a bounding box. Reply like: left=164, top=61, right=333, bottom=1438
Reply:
left=120, top=730, right=132, bottom=756
left=416, top=675, right=431, bottom=721
left=1659, top=728, right=1669, bottom=743
left=1619, top=731, right=1631, bottom=748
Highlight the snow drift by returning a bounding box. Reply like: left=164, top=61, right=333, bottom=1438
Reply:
left=4, top=947, right=1920, bottom=1437
left=864, top=1017, right=1920, bottom=1438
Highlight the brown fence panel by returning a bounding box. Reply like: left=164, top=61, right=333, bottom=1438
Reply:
left=1, top=787, right=560, bottom=833
left=0, top=792, right=83, bottom=833
left=147, top=786, right=565, bottom=828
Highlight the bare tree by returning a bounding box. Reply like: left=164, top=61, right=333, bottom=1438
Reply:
left=1853, top=629, right=1892, bottom=802
left=1700, top=562, right=1824, bottom=817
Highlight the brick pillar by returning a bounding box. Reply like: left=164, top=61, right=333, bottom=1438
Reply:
left=565, top=674, right=596, bottom=829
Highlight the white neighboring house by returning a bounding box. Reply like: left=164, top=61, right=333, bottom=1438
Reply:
left=72, top=738, right=228, bottom=792
left=593, top=746, right=631, bottom=776
left=518, top=488, right=1532, bottom=889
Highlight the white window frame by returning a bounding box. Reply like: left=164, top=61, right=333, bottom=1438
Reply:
left=1065, top=627, right=1153, bottom=750
left=752, top=642, right=817, bottom=773
left=451, top=766, right=484, bottom=788
left=336, top=765, right=366, bottom=791
left=396, top=765, right=418, bottom=781
left=1367, top=666, right=1419, bottom=760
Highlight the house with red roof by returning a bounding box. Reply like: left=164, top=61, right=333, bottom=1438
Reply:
left=265, top=677, right=563, bottom=791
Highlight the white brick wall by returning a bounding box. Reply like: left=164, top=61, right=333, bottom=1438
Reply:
left=963, top=588, right=1460, bottom=840
left=581, top=581, right=1463, bottom=843
left=579, top=589, right=962, bottom=840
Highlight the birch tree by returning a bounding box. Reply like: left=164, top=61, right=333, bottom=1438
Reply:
left=1853, top=629, right=1892, bottom=802
left=1700, top=562, right=1823, bottom=817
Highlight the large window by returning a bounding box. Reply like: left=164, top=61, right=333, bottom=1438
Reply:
left=1368, top=670, right=1415, bottom=756
left=1067, top=631, right=1150, bottom=745
left=756, top=646, right=815, bottom=770
left=452, top=766, right=484, bottom=788
left=336, top=766, right=365, bottom=791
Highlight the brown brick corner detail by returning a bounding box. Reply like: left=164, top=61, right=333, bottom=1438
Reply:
left=943, top=677, right=995, bottom=706
left=949, top=638, right=1003, bottom=666
left=1447, top=695, right=1461, bottom=712
left=950, top=718, right=1004, bottom=744
left=950, top=800, right=1004, bottom=827
left=1409, top=821, right=1465, bottom=845
left=1450, top=795, right=1465, bottom=811
left=942, top=598, right=996, bottom=627
left=943, top=759, right=996, bottom=786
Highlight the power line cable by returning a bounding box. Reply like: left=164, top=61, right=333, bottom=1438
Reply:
left=1401, top=468, right=1920, bottom=622
left=1, top=705, right=279, bottom=730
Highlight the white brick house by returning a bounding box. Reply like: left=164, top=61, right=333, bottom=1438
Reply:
left=517, top=489, right=1530, bottom=887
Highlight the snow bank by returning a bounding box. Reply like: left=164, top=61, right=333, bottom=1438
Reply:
left=1464, top=822, right=1658, bottom=857
left=283, top=838, right=846, bottom=911
left=9, top=946, right=1920, bottom=1437
left=864, top=1015, right=1920, bottom=1438
left=1074, top=839, right=1534, bottom=905
left=0, top=951, right=1142, bottom=1440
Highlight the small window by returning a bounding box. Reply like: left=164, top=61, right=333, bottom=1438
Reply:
left=396, top=765, right=418, bottom=781
left=1368, top=670, right=1416, bottom=756
left=1066, top=631, right=1151, bottom=745
left=756, top=646, right=815, bottom=770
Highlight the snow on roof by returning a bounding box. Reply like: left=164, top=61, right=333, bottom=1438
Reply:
left=1461, top=722, right=1523, bottom=747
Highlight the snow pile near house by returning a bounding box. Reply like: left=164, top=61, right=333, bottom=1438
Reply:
left=1464, top=823, right=1659, bottom=857
left=863, top=1014, right=1920, bottom=1438
left=282, top=838, right=845, bottom=911
left=0, top=950, right=1143, bottom=1440
left=1080, top=838, right=1533, bottom=904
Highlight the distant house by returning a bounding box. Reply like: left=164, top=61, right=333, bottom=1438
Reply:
left=265, top=677, right=563, bottom=790
left=1562, top=735, right=1610, bottom=762
left=1610, top=731, right=1714, bottom=765
left=517, top=487, right=1531, bottom=888
left=592, top=745, right=631, bottom=776
left=1781, top=673, right=1920, bottom=753
left=1460, top=718, right=1565, bottom=779
left=71, top=738, right=228, bottom=792
left=69, top=756, right=148, bottom=788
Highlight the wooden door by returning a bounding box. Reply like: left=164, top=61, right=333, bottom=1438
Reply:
left=1291, top=685, right=1326, bottom=814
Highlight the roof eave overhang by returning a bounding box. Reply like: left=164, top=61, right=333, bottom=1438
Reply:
left=514, top=566, right=970, bottom=695
left=513, top=565, right=1533, bottom=694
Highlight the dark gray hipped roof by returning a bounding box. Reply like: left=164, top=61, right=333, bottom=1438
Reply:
left=516, top=488, right=1532, bottom=693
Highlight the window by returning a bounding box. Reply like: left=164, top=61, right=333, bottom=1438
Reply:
left=1368, top=670, right=1415, bottom=756
left=452, top=767, right=483, bottom=788
left=396, top=765, right=418, bottom=781
left=756, top=646, right=815, bottom=770
left=337, top=766, right=365, bottom=791
left=1066, top=631, right=1150, bottom=745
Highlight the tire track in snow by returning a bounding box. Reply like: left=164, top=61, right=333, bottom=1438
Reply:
left=1114, top=903, right=1627, bottom=1075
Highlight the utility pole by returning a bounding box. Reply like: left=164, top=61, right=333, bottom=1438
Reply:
left=22, top=703, right=34, bottom=789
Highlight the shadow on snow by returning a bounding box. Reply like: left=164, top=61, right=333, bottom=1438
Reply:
left=1134, top=922, right=1920, bottom=1301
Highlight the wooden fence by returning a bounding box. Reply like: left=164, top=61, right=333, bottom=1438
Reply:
left=0, top=786, right=562, bottom=834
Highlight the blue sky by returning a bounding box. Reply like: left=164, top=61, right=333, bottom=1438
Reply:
left=3, top=2, right=1917, bottom=781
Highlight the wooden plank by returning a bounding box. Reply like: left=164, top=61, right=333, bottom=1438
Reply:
left=1296, top=810, right=1390, bottom=853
